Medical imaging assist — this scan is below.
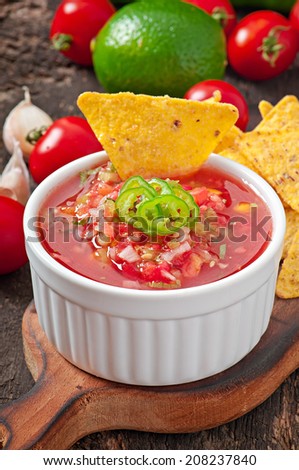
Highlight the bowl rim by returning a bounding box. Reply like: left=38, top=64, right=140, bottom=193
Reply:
left=24, top=150, right=286, bottom=300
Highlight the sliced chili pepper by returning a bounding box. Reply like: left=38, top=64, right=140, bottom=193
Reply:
left=171, top=185, right=200, bottom=220
left=137, top=194, right=189, bottom=235
left=120, top=175, right=156, bottom=196
left=148, top=177, right=173, bottom=195
left=115, top=187, right=155, bottom=224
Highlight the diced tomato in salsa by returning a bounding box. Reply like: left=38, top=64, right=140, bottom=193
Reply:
left=40, top=161, right=272, bottom=290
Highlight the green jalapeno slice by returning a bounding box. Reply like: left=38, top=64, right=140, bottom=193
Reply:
left=148, top=177, right=173, bottom=195
left=170, top=185, right=200, bottom=220
left=137, top=194, right=189, bottom=235
left=115, top=187, right=156, bottom=223
left=120, top=175, right=156, bottom=197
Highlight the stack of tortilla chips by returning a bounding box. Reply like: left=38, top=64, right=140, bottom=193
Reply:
left=215, top=95, right=299, bottom=299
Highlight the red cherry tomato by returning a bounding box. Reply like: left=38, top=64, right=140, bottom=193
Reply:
left=29, top=117, right=103, bottom=184
left=228, top=11, right=298, bottom=81
left=0, top=196, right=28, bottom=275
left=184, top=79, right=249, bottom=131
left=184, top=0, right=237, bottom=37
left=290, top=0, right=299, bottom=49
left=50, top=0, right=116, bottom=66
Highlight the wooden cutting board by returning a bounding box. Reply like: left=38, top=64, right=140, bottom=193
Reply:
left=0, top=299, right=298, bottom=450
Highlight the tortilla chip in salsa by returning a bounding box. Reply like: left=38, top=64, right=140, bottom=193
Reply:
left=77, top=92, right=238, bottom=180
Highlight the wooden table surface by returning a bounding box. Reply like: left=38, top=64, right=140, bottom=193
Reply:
left=0, top=0, right=298, bottom=450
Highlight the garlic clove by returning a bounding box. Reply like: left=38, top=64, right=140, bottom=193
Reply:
left=3, top=86, right=53, bottom=161
left=0, top=141, right=31, bottom=205
left=0, top=187, right=16, bottom=201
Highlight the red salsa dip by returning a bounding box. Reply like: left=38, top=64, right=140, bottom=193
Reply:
left=40, top=161, right=272, bottom=290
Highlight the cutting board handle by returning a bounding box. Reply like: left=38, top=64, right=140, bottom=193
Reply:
left=0, top=303, right=95, bottom=449
left=0, top=380, right=71, bottom=449
left=0, top=303, right=122, bottom=450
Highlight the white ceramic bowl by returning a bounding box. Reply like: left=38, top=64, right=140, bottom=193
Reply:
left=24, top=151, right=285, bottom=386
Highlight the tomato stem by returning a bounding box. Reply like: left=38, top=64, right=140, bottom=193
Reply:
left=51, top=33, right=73, bottom=51
left=212, top=7, right=234, bottom=28
left=257, top=26, right=288, bottom=67
left=26, top=126, right=48, bottom=145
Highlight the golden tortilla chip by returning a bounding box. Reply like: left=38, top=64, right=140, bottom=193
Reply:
left=205, top=90, right=222, bottom=103
left=215, top=125, right=242, bottom=153
left=77, top=92, right=238, bottom=179
left=218, top=144, right=255, bottom=169
left=283, top=208, right=299, bottom=259
left=255, top=95, right=298, bottom=132
left=217, top=127, right=258, bottom=173
left=236, top=96, right=299, bottom=211
left=276, top=228, right=299, bottom=299
left=258, top=100, right=273, bottom=119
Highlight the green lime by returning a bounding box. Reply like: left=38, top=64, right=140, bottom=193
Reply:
left=92, top=0, right=227, bottom=98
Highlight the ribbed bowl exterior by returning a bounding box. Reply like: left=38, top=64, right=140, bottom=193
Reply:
left=24, top=152, right=285, bottom=386
left=29, top=264, right=277, bottom=386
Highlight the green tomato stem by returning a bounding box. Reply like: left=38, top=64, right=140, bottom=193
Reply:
left=51, top=33, right=73, bottom=52
left=26, top=125, right=49, bottom=145
left=257, top=26, right=288, bottom=67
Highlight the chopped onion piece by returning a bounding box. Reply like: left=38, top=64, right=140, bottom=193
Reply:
left=161, top=269, right=177, bottom=281
left=118, top=245, right=140, bottom=263
left=160, top=240, right=191, bottom=263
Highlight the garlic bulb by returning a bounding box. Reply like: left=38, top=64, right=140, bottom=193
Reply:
left=3, top=87, right=53, bottom=161
left=0, top=141, right=30, bottom=205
